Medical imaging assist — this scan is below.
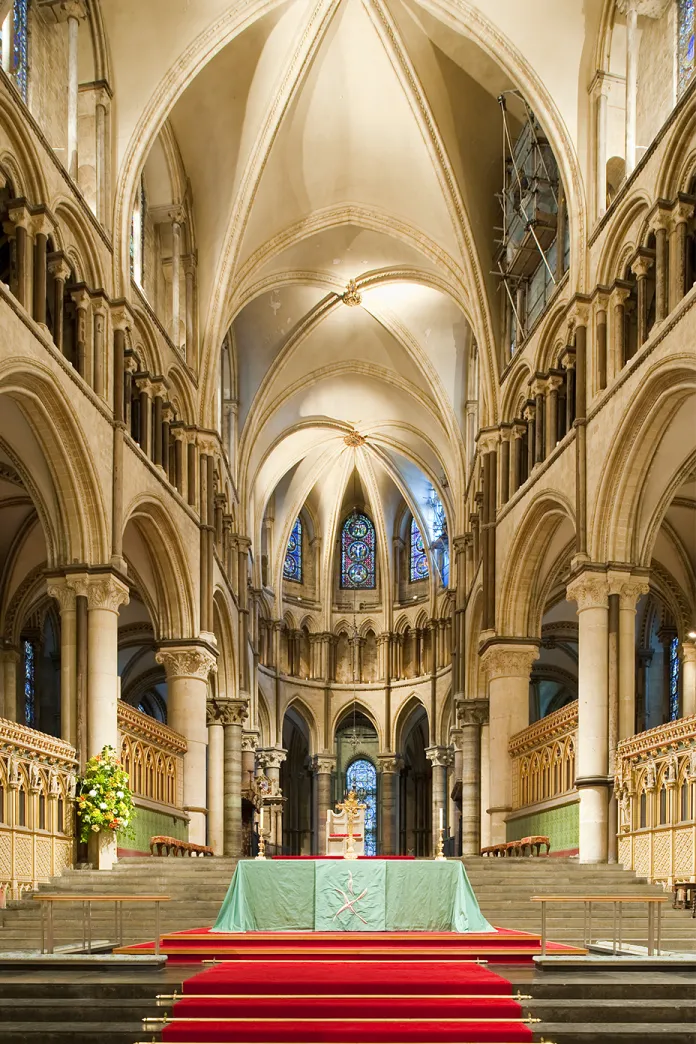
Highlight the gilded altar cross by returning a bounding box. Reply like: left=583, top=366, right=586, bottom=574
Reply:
left=336, top=789, right=366, bottom=860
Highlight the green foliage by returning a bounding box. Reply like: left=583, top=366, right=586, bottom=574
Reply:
left=75, top=745, right=136, bottom=845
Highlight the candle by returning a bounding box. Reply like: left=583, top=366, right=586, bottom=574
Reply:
left=439, top=807, right=443, bottom=832
left=259, top=806, right=265, bottom=833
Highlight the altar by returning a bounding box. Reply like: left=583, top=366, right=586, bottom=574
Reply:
left=212, top=858, right=495, bottom=934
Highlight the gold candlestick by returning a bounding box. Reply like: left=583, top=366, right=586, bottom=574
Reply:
left=434, top=826, right=446, bottom=861
left=255, top=831, right=266, bottom=860
left=336, top=790, right=366, bottom=860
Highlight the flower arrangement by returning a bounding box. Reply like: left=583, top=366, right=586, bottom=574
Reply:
left=75, top=745, right=136, bottom=844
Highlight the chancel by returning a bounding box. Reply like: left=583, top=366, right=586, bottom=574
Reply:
left=0, top=1, right=695, bottom=1042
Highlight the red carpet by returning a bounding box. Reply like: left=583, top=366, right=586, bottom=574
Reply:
left=160, top=958, right=534, bottom=1042
left=120, top=925, right=583, bottom=964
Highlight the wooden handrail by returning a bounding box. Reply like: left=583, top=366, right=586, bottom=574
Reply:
left=531, top=894, right=667, bottom=956
left=33, top=894, right=170, bottom=955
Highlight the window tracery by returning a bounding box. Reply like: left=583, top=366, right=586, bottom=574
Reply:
left=409, top=516, right=428, bottom=582
left=340, top=512, right=376, bottom=589
left=283, top=517, right=302, bottom=583
left=679, top=0, right=695, bottom=96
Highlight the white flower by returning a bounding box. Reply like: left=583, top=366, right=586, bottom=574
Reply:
left=91, top=824, right=99, bottom=832
left=88, top=789, right=97, bottom=797
left=116, top=791, right=124, bottom=799
left=99, top=802, right=107, bottom=809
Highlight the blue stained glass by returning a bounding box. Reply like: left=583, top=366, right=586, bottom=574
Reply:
left=670, top=636, right=680, bottom=721
left=13, top=0, right=28, bottom=103
left=346, top=758, right=377, bottom=856
left=23, top=638, right=35, bottom=727
left=410, top=516, right=429, bottom=582
left=679, top=0, right=695, bottom=96
left=341, top=511, right=376, bottom=589
left=428, top=490, right=450, bottom=587
left=283, top=517, right=302, bottom=583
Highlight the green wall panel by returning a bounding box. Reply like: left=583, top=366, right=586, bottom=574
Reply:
left=506, top=801, right=579, bottom=853
left=118, top=806, right=189, bottom=856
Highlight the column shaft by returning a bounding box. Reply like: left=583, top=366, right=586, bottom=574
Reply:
left=625, top=1, right=638, bottom=176
left=33, top=232, right=47, bottom=325
left=223, top=719, right=243, bottom=856
left=67, top=15, right=79, bottom=180
left=207, top=719, right=224, bottom=854
left=460, top=721, right=482, bottom=856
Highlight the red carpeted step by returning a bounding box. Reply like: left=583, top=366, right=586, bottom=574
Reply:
left=161, top=1020, right=533, bottom=1043
left=170, top=996, right=525, bottom=1019
left=164, top=928, right=538, bottom=949
left=183, top=960, right=512, bottom=996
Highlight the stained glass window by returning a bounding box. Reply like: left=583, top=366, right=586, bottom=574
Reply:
left=341, top=511, right=376, bottom=589
left=23, top=637, right=35, bottom=727
left=283, top=516, right=302, bottom=583
left=410, top=516, right=428, bottom=582
left=428, top=490, right=450, bottom=587
left=670, top=635, right=680, bottom=721
left=13, top=0, right=28, bottom=103
left=130, top=176, right=146, bottom=283
left=679, top=0, right=695, bottom=97
left=346, top=757, right=377, bottom=856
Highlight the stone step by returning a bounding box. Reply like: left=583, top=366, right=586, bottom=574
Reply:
left=0, top=998, right=162, bottom=1022
left=533, top=1024, right=696, bottom=1043
left=529, top=998, right=696, bottom=1023
left=0, top=1021, right=147, bottom=1044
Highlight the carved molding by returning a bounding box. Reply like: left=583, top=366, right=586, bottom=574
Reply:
left=480, top=643, right=539, bottom=680
left=257, top=746, right=287, bottom=770
left=117, top=701, right=187, bottom=754
left=218, top=699, right=249, bottom=727
left=509, top=700, right=578, bottom=757
left=312, top=754, right=337, bottom=774
left=566, top=572, right=609, bottom=611
left=425, top=745, right=453, bottom=769
left=455, top=698, right=489, bottom=727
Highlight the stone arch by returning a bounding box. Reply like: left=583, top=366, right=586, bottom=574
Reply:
left=0, top=359, right=108, bottom=565
left=393, top=692, right=428, bottom=753
left=596, top=190, right=652, bottom=285
left=498, top=489, right=576, bottom=637
left=51, top=198, right=105, bottom=289
left=213, top=589, right=237, bottom=699
left=122, top=494, right=196, bottom=639
left=331, top=699, right=383, bottom=750
left=500, top=358, right=532, bottom=422
left=0, top=93, right=48, bottom=202
left=591, top=356, right=696, bottom=565
left=656, top=92, right=696, bottom=198
left=166, top=363, right=196, bottom=425
left=131, top=309, right=165, bottom=376
left=283, top=695, right=319, bottom=756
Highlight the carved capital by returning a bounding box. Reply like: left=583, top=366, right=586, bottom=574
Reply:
left=218, top=699, right=249, bottom=727
left=257, top=746, right=287, bottom=770
left=110, top=303, right=132, bottom=332
left=455, top=698, right=489, bottom=727
left=425, top=745, right=453, bottom=769
left=630, top=254, right=654, bottom=280
left=156, top=644, right=217, bottom=680
left=476, top=427, right=500, bottom=455
left=46, top=578, right=77, bottom=614
left=607, top=570, right=650, bottom=608
left=480, top=643, right=539, bottom=680
left=567, top=298, right=591, bottom=329
left=70, top=573, right=129, bottom=613
left=312, top=754, right=337, bottom=774
left=242, top=729, right=261, bottom=752
left=566, top=571, right=610, bottom=611
left=377, top=753, right=403, bottom=774
left=47, top=255, right=72, bottom=282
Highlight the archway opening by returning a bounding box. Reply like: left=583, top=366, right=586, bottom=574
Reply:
left=280, top=706, right=312, bottom=854
left=399, top=704, right=430, bottom=856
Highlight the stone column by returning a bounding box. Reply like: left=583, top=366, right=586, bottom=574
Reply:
left=378, top=754, right=402, bottom=856
left=162, top=404, right=173, bottom=481
left=623, top=0, right=638, bottom=176
left=480, top=643, right=539, bottom=846
left=312, top=754, right=336, bottom=855
left=671, top=201, right=694, bottom=306
left=66, top=5, right=84, bottom=180
left=47, top=255, right=71, bottom=354
left=572, top=304, right=590, bottom=558
left=609, top=285, right=630, bottom=377
left=136, top=376, right=151, bottom=457
left=220, top=699, right=248, bottom=857
left=593, top=72, right=608, bottom=219
left=608, top=572, right=649, bottom=741
left=257, top=747, right=286, bottom=848
left=7, top=204, right=30, bottom=309
left=92, top=300, right=107, bottom=400
left=567, top=571, right=612, bottom=863
left=499, top=425, right=511, bottom=504
left=532, top=379, right=545, bottom=465
left=682, top=641, right=696, bottom=718
left=523, top=401, right=536, bottom=477
left=456, top=699, right=489, bottom=856
left=152, top=386, right=164, bottom=468
left=0, top=648, right=19, bottom=721
left=31, top=215, right=50, bottom=327
left=545, top=374, right=563, bottom=456
left=156, top=644, right=217, bottom=845
left=631, top=254, right=653, bottom=348
left=76, top=574, right=129, bottom=758
left=184, top=255, right=196, bottom=361
left=206, top=701, right=224, bottom=854
left=111, top=308, right=130, bottom=570
left=46, top=578, right=78, bottom=747
left=71, top=289, right=90, bottom=380
left=241, top=729, right=260, bottom=788
left=94, top=84, right=110, bottom=226
left=650, top=212, right=670, bottom=325
left=425, top=746, right=452, bottom=853
left=169, top=209, right=183, bottom=347
left=509, top=422, right=525, bottom=496
left=595, top=303, right=608, bottom=392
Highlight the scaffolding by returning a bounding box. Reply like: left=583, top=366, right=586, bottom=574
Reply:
left=496, top=92, right=566, bottom=352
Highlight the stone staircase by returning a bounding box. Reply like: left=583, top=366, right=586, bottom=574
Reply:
left=0, top=855, right=694, bottom=953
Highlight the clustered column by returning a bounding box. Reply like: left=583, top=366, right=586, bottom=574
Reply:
left=378, top=754, right=402, bottom=856
left=480, top=643, right=538, bottom=846
left=312, top=754, right=336, bottom=855
left=156, top=644, right=217, bottom=845
left=220, top=699, right=249, bottom=857
left=456, top=699, right=489, bottom=856
left=425, top=746, right=452, bottom=850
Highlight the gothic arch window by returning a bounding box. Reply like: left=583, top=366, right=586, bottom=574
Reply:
left=410, top=516, right=428, bottom=582
left=340, top=511, right=376, bottom=589
left=428, top=490, right=449, bottom=587
left=346, top=757, right=377, bottom=855
left=22, top=637, right=36, bottom=728
left=679, top=0, right=695, bottom=96
left=2, top=1, right=29, bottom=102
left=670, top=635, right=680, bottom=721
left=283, top=517, right=302, bottom=583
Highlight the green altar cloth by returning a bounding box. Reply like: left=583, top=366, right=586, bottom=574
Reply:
left=212, top=859, right=494, bottom=934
